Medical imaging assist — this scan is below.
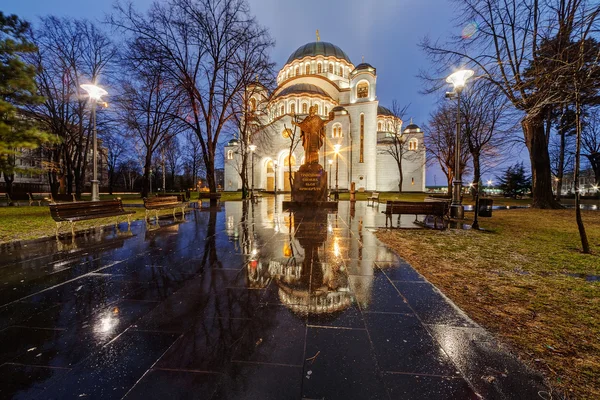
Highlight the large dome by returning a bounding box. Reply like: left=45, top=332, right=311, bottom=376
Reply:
left=286, top=41, right=352, bottom=64
left=276, top=83, right=332, bottom=99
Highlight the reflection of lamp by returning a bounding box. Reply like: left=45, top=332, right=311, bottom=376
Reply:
left=328, top=159, right=333, bottom=194
left=80, top=83, right=108, bottom=201
left=273, top=160, right=278, bottom=196
left=446, top=69, right=474, bottom=219
left=249, top=144, right=257, bottom=200
left=334, top=144, right=341, bottom=201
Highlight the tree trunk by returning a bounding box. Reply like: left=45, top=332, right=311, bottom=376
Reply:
left=108, top=169, right=114, bottom=195
left=4, top=173, right=14, bottom=198
left=556, top=132, right=566, bottom=201
left=397, top=161, right=403, bottom=193
left=142, top=153, right=152, bottom=198
left=205, top=153, right=217, bottom=206
left=472, top=151, right=481, bottom=199
left=521, top=115, right=562, bottom=208
left=574, top=90, right=590, bottom=254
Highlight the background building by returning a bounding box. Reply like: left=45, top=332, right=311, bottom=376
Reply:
left=225, top=40, right=425, bottom=193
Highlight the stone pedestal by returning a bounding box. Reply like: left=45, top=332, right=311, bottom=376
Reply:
left=283, top=163, right=338, bottom=210
left=292, top=163, right=328, bottom=203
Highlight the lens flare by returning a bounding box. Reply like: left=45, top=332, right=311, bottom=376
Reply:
left=462, top=21, right=479, bottom=39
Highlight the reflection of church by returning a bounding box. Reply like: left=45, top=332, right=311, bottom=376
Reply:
left=224, top=38, right=426, bottom=192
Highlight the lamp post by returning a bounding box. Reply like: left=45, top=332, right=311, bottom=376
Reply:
left=80, top=83, right=108, bottom=201
left=446, top=69, right=474, bottom=219
left=334, top=144, right=341, bottom=201
left=273, top=160, right=278, bottom=197
left=328, top=159, right=333, bottom=196
left=249, top=144, right=256, bottom=201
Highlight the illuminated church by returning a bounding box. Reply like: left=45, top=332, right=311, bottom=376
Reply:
left=224, top=38, right=425, bottom=192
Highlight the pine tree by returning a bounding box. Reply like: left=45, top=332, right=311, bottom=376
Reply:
left=497, top=162, right=531, bottom=199
left=0, top=12, right=49, bottom=194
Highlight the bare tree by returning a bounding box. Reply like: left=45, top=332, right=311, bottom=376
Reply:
left=582, top=107, right=600, bottom=187
left=182, top=130, right=204, bottom=190
left=115, top=66, right=185, bottom=198
left=425, top=102, right=471, bottom=195
left=163, top=136, right=181, bottom=190
left=101, top=127, right=127, bottom=195
left=461, top=81, right=513, bottom=194
left=27, top=16, right=116, bottom=198
left=380, top=101, right=411, bottom=192
left=110, top=0, right=274, bottom=205
left=421, top=0, right=600, bottom=208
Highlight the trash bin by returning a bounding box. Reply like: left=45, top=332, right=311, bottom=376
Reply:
left=478, top=198, right=493, bottom=217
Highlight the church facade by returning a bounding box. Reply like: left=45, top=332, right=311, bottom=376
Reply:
left=224, top=40, right=425, bottom=193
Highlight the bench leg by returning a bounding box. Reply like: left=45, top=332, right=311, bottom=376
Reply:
left=155, top=210, right=159, bottom=223
left=181, top=207, right=186, bottom=220
left=145, top=209, right=149, bottom=221
left=55, top=222, right=62, bottom=238
left=70, top=222, right=76, bottom=237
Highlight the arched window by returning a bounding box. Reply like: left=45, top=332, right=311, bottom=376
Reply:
left=317, top=63, right=322, bottom=73
left=295, top=66, right=299, bottom=76
left=325, top=106, right=328, bottom=115
left=280, top=105, right=285, bottom=115
left=409, top=139, right=419, bottom=151
left=267, top=160, right=274, bottom=173
left=377, top=121, right=382, bottom=131
left=283, top=154, right=296, bottom=167
left=249, top=97, right=256, bottom=112
left=360, top=114, right=365, bottom=163
left=290, top=103, right=295, bottom=114
left=227, top=150, right=234, bottom=160
left=388, top=121, right=393, bottom=131
left=302, top=103, right=308, bottom=114
left=305, top=64, right=310, bottom=74
left=328, top=63, right=333, bottom=73
left=332, top=124, right=343, bottom=138
left=357, top=81, right=369, bottom=99
left=286, top=70, right=289, bottom=79
left=338, top=66, right=342, bottom=75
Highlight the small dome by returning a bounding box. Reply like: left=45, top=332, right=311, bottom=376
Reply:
left=351, top=63, right=376, bottom=75
left=228, top=139, right=240, bottom=146
left=377, top=106, right=394, bottom=116
left=275, top=83, right=332, bottom=99
left=286, top=41, right=352, bottom=65
left=404, top=123, right=422, bottom=133
left=332, top=106, right=347, bottom=112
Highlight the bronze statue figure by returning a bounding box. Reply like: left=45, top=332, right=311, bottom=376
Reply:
left=291, top=105, right=334, bottom=165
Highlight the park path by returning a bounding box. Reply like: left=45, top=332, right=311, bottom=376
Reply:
left=0, top=199, right=547, bottom=399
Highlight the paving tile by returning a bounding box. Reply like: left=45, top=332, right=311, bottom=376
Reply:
left=0, top=363, right=69, bottom=400
left=231, top=305, right=306, bottom=366
left=39, top=330, right=178, bottom=399
left=156, top=317, right=249, bottom=371
left=376, top=261, right=425, bottom=282
left=307, top=301, right=365, bottom=329
left=0, top=326, right=63, bottom=365
left=123, top=369, right=221, bottom=399
left=364, top=312, right=459, bottom=376
left=349, top=274, right=412, bottom=314
left=392, top=281, right=477, bottom=327
left=214, top=362, right=302, bottom=399
left=302, top=327, right=388, bottom=400
left=384, top=373, right=479, bottom=399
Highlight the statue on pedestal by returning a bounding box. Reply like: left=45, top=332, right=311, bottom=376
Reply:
left=291, top=105, right=334, bottom=165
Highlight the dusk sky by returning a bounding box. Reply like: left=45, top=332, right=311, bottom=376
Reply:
left=3, top=0, right=510, bottom=185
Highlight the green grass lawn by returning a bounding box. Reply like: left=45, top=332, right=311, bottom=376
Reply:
left=376, top=209, right=600, bottom=398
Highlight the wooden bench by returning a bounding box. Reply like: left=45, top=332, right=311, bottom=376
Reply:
left=143, top=196, right=186, bottom=222
left=49, top=199, right=135, bottom=237
left=367, top=192, right=380, bottom=206
left=45, top=193, right=77, bottom=203
left=198, top=192, right=221, bottom=206
left=382, top=200, right=449, bottom=228
left=5, top=193, right=43, bottom=206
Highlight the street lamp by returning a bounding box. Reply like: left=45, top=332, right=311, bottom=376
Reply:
left=446, top=69, right=474, bottom=219
left=334, top=144, right=341, bottom=201
left=249, top=144, right=257, bottom=200
left=80, top=83, right=108, bottom=201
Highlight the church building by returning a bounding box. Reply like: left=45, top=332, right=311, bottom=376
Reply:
left=224, top=39, right=425, bottom=193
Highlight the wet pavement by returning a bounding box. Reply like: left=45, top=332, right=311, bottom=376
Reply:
left=0, top=199, right=548, bottom=399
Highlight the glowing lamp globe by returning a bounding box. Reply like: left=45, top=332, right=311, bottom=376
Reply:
left=80, top=84, right=108, bottom=100
left=248, top=144, right=257, bottom=152
left=446, top=69, right=474, bottom=90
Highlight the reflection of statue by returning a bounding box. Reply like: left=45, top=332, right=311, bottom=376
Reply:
left=291, top=105, right=334, bottom=165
